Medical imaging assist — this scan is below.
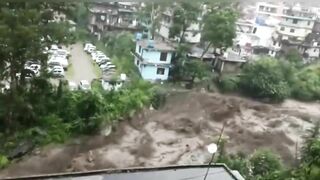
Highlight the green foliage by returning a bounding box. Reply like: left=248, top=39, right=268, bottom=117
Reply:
left=250, top=150, right=283, bottom=177
left=291, top=67, right=320, bottom=101
left=184, top=60, right=209, bottom=82
left=169, top=1, right=200, bottom=43
left=284, top=48, right=303, bottom=66
left=202, top=9, right=237, bottom=49
left=239, top=57, right=290, bottom=101
left=0, top=154, right=9, bottom=169
left=217, top=153, right=252, bottom=179
left=219, top=75, right=239, bottom=93
left=102, top=32, right=134, bottom=58
left=151, top=86, right=167, bottom=109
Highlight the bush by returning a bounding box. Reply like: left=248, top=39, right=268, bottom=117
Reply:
left=291, top=68, right=320, bottom=101
left=250, top=149, right=283, bottom=177
left=0, top=154, right=9, bottom=169
left=151, top=87, right=167, bottom=109
left=219, top=75, right=239, bottom=93
left=239, top=57, right=290, bottom=102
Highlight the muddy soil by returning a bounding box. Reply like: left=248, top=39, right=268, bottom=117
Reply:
left=0, top=91, right=319, bottom=178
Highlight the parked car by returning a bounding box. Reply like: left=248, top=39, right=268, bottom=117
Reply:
left=93, top=54, right=107, bottom=62
left=84, top=43, right=95, bottom=52
left=51, top=67, right=65, bottom=77
left=97, top=59, right=111, bottom=66
left=102, top=64, right=116, bottom=72
left=79, top=80, right=91, bottom=91
left=48, top=56, right=68, bottom=69
left=91, top=51, right=104, bottom=58
left=68, top=81, right=77, bottom=91
left=99, top=62, right=113, bottom=69
left=54, top=49, right=70, bottom=58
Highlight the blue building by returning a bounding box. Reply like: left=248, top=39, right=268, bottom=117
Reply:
left=133, top=39, right=175, bottom=81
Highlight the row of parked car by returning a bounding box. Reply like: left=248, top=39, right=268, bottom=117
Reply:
left=46, top=44, right=70, bottom=78
left=84, top=43, right=116, bottom=73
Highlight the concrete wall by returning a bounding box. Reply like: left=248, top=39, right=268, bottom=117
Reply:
left=305, top=47, right=320, bottom=58
left=277, top=25, right=312, bottom=39
left=141, top=50, right=173, bottom=64
left=140, top=65, right=169, bottom=81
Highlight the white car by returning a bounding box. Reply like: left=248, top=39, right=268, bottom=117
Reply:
left=48, top=56, right=68, bottom=69
left=51, top=67, right=65, bottom=77
left=91, top=52, right=105, bottom=60
left=84, top=43, right=95, bottom=52
left=93, top=55, right=107, bottom=62
left=79, top=80, right=91, bottom=91
left=102, top=64, right=116, bottom=71
left=99, top=62, right=113, bottom=69
left=68, top=81, right=77, bottom=91
left=54, top=49, right=70, bottom=58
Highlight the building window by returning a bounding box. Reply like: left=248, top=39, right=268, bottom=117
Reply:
left=290, top=29, right=295, bottom=33
left=293, top=19, right=298, bottom=24
left=136, top=60, right=140, bottom=66
left=253, top=27, right=257, bottom=34
left=156, top=68, right=165, bottom=75
left=259, top=6, right=264, bottom=11
left=139, top=45, right=141, bottom=53
left=280, top=27, right=285, bottom=31
left=308, top=21, right=311, bottom=26
left=160, top=52, right=167, bottom=61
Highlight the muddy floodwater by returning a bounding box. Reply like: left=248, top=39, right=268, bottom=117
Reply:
left=1, top=91, right=319, bottom=178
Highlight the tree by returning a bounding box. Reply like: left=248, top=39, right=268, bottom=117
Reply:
left=183, top=60, right=209, bottom=87
left=284, top=48, right=303, bottom=65
left=169, top=1, right=201, bottom=44
left=201, top=9, right=237, bottom=59
left=0, top=2, right=73, bottom=129
left=250, top=150, right=283, bottom=177
left=239, top=57, right=291, bottom=101
left=137, top=2, right=168, bottom=39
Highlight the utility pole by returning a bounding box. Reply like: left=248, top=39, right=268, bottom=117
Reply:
left=203, top=122, right=226, bottom=180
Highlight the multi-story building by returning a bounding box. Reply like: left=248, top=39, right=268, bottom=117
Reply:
left=88, top=2, right=138, bottom=39
left=157, top=9, right=202, bottom=44
left=300, top=21, right=320, bottom=61
left=132, top=39, right=175, bottom=81
left=272, top=3, right=317, bottom=55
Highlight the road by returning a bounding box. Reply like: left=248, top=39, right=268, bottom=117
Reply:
left=66, top=43, right=98, bottom=84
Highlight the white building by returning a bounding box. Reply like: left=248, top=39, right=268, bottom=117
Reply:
left=157, top=9, right=202, bottom=44
left=132, top=39, right=175, bottom=81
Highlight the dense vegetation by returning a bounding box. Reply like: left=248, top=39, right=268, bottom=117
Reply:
left=218, top=55, right=320, bottom=102
left=216, top=123, right=320, bottom=180
left=0, top=2, right=156, bottom=168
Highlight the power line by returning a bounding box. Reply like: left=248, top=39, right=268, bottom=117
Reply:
left=203, top=121, right=227, bottom=180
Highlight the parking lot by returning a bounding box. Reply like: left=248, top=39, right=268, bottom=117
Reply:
left=66, top=43, right=99, bottom=84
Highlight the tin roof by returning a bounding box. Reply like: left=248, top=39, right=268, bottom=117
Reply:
left=3, top=164, right=243, bottom=180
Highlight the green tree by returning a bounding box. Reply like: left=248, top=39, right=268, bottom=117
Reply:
left=284, top=48, right=303, bottom=66
left=183, top=60, right=209, bottom=86
left=169, top=1, right=200, bottom=44
left=250, top=150, right=283, bottom=177
left=200, top=9, right=237, bottom=59
left=239, top=57, right=290, bottom=101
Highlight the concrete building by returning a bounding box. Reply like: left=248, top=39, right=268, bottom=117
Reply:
left=132, top=39, right=175, bottom=81
left=300, top=21, right=320, bottom=61
left=272, top=3, right=318, bottom=55
left=88, top=2, right=139, bottom=39
left=157, top=8, right=202, bottom=44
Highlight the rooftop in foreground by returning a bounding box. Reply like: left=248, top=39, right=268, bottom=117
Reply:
left=3, top=164, right=244, bottom=180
